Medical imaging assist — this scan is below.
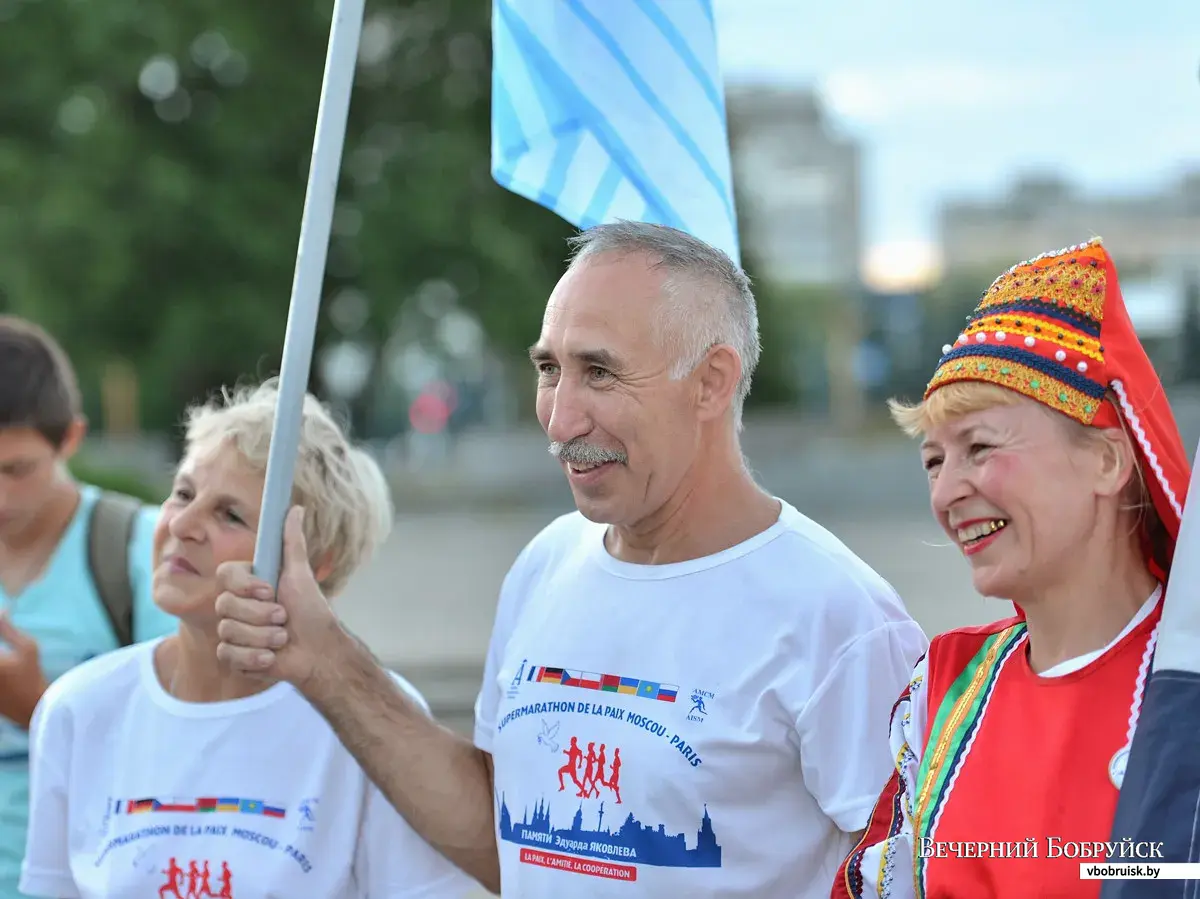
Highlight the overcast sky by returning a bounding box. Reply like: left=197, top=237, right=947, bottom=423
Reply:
left=713, top=0, right=1200, bottom=281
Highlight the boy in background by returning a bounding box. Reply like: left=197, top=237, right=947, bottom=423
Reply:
left=0, top=315, right=176, bottom=896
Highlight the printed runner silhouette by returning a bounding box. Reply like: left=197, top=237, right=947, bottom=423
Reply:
left=557, top=736, right=584, bottom=792
left=580, top=742, right=598, bottom=798
left=585, top=743, right=607, bottom=798
left=607, top=747, right=622, bottom=804
left=159, top=858, right=233, bottom=898
left=558, top=735, right=621, bottom=803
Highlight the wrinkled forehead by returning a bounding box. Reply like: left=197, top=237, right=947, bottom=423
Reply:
left=921, top=398, right=1063, bottom=451
left=921, top=402, right=1014, bottom=444
left=177, top=439, right=261, bottom=493
left=539, top=253, right=668, bottom=354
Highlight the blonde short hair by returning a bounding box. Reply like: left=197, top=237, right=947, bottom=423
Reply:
left=182, top=379, right=393, bottom=596
left=887, top=381, right=1023, bottom=438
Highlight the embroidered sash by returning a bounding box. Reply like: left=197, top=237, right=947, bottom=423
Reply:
left=911, top=623, right=1028, bottom=896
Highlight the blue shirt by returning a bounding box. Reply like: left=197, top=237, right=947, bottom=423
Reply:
left=0, top=484, right=177, bottom=897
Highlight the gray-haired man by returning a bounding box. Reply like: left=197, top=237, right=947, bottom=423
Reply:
left=213, top=222, right=928, bottom=897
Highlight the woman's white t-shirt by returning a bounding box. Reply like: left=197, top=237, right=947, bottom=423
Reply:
left=19, top=638, right=476, bottom=899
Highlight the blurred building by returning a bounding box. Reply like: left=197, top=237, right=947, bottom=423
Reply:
left=726, top=85, right=862, bottom=287
left=1118, top=266, right=1200, bottom=384
left=938, top=174, right=1200, bottom=386
left=939, top=171, right=1200, bottom=275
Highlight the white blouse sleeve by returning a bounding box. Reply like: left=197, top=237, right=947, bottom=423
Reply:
left=831, top=653, right=929, bottom=899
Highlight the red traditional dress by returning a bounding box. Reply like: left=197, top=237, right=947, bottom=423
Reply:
left=836, top=591, right=1160, bottom=898
left=832, top=239, right=1191, bottom=899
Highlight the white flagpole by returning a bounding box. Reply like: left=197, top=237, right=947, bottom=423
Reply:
left=252, top=0, right=366, bottom=586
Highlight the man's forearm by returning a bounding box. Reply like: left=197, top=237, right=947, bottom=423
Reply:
left=304, top=623, right=500, bottom=893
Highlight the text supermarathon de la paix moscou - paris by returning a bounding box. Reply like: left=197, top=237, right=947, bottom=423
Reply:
left=921, top=838, right=1170, bottom=880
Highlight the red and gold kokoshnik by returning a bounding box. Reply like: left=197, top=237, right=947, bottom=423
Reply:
left=926, top=238, right=1110, bottom=425
left=922, top=235, right=1192, bottom=584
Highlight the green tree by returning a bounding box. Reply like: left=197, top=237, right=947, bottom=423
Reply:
left=0, top=0, right=572, bottom=436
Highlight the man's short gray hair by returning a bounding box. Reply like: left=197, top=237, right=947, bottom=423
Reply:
left=566, top=221, right=760, bottom=432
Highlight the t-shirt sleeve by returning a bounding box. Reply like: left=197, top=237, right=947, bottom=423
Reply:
left=129, top=504, right=179, bottom=643
left=472, top=625, right=505, bottom=754
left=19, top=689, right=81, bottom=898
left=354, top=674, right=478, bottom=897
left=472, top=543, right=536, bottom=754
left=830, top=653, right=929, bottom=899
left=353, top=781, right=478, bottom=898
left=795, top=617, right=929, bottom=833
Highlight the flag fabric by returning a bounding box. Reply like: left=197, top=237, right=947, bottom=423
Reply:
left=490, top=0, right=740, bottom=262
left=1102, top=440, right=1200, bottom=898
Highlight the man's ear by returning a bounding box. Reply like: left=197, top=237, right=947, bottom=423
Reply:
left=694, top=344, right=742, bottom=424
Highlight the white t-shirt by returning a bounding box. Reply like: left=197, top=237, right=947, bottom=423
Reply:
left=474, top=501, right=929, bottom=898
left=20, top=638, right=476, bottom=899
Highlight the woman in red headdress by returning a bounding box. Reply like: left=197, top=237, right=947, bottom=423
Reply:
left=831, top=239, right=1191, bottom=898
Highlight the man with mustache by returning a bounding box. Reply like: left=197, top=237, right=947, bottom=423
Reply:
left=213, top=221, right=928, bottom=897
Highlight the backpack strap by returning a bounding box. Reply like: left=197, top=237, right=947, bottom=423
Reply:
left=87, top=491, right=142, bottom=648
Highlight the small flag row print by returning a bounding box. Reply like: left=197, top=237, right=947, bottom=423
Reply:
left=530, top=666, right=678, bottom=702
left=117, top=797, right=285, bottom=818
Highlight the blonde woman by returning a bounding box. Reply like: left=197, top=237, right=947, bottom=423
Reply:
left=832, top=240, right=1191, bottom=898
left=19, top=381, right=475, bottom=898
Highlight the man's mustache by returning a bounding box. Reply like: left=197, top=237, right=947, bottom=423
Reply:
left=548, top=439, right=628, bottom=466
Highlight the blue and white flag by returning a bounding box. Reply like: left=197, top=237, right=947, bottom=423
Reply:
left=491, top=0, right=740, bottom=262
left=1102, top=437, right=1200, bottom=897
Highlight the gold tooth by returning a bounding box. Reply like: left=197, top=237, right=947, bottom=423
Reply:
left=961, top=520, right=1006, bottom=540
